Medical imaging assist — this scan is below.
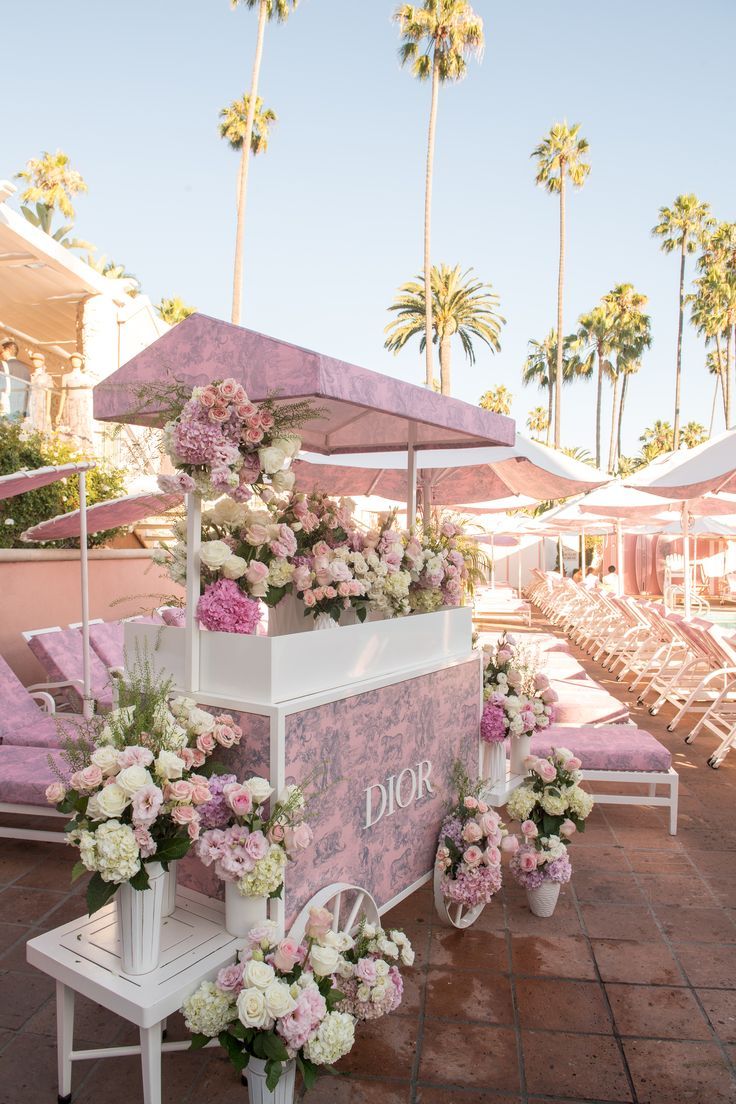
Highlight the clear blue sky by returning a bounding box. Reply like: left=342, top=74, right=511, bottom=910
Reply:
left=3, top=0, right=734, bottom=458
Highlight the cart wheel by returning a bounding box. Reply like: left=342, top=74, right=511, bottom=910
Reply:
left=707, top=756, right=720, bottom=770
left=648, top=706, right=659, bottom=716
left=288, top=883, right=380, bottom=945
left=433, top=864, right=486, bottom=929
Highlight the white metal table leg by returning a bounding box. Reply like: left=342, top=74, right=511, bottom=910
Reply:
left=56, top=981, right=75, bottom=1104
left=140, top=1023, right=162, bottom=1104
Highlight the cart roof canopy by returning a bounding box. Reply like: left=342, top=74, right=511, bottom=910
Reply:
left=92, top=313, right=515, bottom=455
left=21, top=489, right=183, bottom=542
left=0, top=462, right=94, bottom=502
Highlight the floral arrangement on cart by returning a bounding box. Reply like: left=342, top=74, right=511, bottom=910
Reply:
left=505, top=748, right=594, bottom=917
left=45, top=662, right=243, bottom=973
left=480, top=631, right=558, bottom=782
left=433, top=762, right=510, bottom=929
left=196, top=774, right=314, bottom=937
left=181, top=909, right=414, bottom=1100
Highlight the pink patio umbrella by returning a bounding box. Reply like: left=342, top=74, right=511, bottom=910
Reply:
left=0, top=462, right=95, bottom=717
left=625, top=428, right=736, bottom=499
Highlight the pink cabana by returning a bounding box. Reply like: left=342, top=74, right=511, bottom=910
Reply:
left=21, top=490, right=183, bottom=543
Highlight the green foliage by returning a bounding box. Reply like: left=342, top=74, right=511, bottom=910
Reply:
left=86, top=871, right=118, bottom=915
left=219, top=95, right=277, bottom=155
left=0, top=421, right=126, bottom=548
left=393, top=1, right=484, bottom=84
left=479, top=384, right=512, bottom=414
left=157, top=298, right=196, bottom=325
left=531, top=122, right=590, bottom=193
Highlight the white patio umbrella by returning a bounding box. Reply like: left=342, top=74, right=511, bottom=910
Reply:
left=625, top=428, right=736, bottom=498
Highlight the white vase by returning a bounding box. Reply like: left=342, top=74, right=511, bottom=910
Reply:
left=510, top=733, right=532, bottom=776
left=482, top=741, right=507, bottom=788
left=268, top=595, right=310, bottom=637
left=526, top=880, right=561, bottom=917
left=161, top=862, right=177, bottom=917
left=117, top=862, right=166, bottom=975
left=313, top=612, right=339, bottom=630
left=244, top=1057, right=296, bottom=1104
left=225, top=883, right=268, bottom=938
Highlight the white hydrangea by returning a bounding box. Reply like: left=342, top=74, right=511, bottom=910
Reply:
left=506, top=785, right=537, bottom=822
left=565, top=785, right=594, bottom=819
left=540, top=791, right=568, bottom=817
left=80, top=820, right=141, bottom=883
left=268, top=558, right=295, bottom=588
left=182, top=981, right=235, bottom=1037
left=303, top=1011, right=356, bottom=1066
left=238, top=845, right=287, bottom=897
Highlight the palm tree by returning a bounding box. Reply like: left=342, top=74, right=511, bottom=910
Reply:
left=681, top=421, right=708, bottom=448
left=220, top=94, right=277, bottom=157
left=652, top=194, right=715, bottom=447
left=384, top=264, right=504, bottom=394
left=393, top=0, right=484, bottom=389
left=16, top=150, right=92, bottom=252
left=693, top=221, right=736, bottom=428
left=230, top=0, right=299, bottom=326
left=690, top=273, right=729, bottom=426
left=602, top=283, right=652, bottom=473
left=157, top=298, right=196, bottom=326
left=639, top=419, right=674, bottom=463
left=479, top=384, right=512, bottom=414
left=526, top=406, right=549, bottom=440
left=531, top=123, right=591, bottom=447
left=521, top=330, right=588, bottom=446
left=576, top=303, right=614, bottom=468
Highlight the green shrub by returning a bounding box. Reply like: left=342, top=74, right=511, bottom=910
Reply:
left=0, top=421, right=127, bottom=549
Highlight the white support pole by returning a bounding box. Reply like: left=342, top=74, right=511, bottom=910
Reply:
left=516, top=543, right=522, bottom=595
left=421, top=473, right=433, bottom=530
left=616, top=520, right=624, bottom=597
left=406, top=423, right=418, bottom=530
left=184, top=493, right=202, bottom=694
left=78, top=470, right=92, bottom=719
left=490, top=532, right=496, bottom=589
left=580, top=527, right=585, bottom=571
left=682, top=504, right=692, bottom=619
left=557, top=535, right=564, bottom=577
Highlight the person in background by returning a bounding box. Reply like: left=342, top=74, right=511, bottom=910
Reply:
left=584, top=566, right=600, bottom=590
left=601, top=564, right=620, bottom=593
left=571, top=568, right=583, bottom=584
left=0, top=339, right=31, bottom=419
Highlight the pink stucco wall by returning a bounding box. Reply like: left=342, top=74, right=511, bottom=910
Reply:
left=0, top=552, right=183, bottom=684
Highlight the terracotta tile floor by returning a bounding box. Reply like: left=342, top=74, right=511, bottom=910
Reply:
left=1, top=609, right=735, bottom=1103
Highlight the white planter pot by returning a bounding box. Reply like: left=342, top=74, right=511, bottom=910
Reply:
left=267, top=595, right=310, bottom=637
left=225, top=882, right=268, bottom=938
left=244, top=1056, right=296, bottom=1104
left=161, top=862, right=177, bottom=917
left=313, top=612, right=339, bottom=630
left=509, top=733, right=532, bottom=776
left=117, top=862, right=166, bottom=975
left=526, top=880, right=561, bottom=917
left=482, top=741, right=507, bottom=787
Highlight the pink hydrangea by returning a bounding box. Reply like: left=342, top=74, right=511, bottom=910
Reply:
left=196, top=579, right=261, bottom=635
left=480, top=702, right=507, bottom=744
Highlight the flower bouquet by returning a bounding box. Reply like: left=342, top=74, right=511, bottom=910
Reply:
left=182, top=907, right=402, bottom=1098
left=157, top=378, right=319, bottom=501
left=481, top=632, right=558, bottom=775
left=506, top=748, right=594, bottom=916
left=333, top=919, right=414, bottom=1020
left=197, top=779, right=313, bottom=935
left=433, top=763, right=507, bottom=928
left=405, top=520, right=469, bottom=613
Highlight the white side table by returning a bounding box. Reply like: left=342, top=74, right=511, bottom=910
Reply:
left=26, top=888, right=239, bottom=1104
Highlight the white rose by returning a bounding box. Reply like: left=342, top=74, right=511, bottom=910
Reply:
left=371, top=984, right=387, bottom=1004
left=115, top=765, right=152, bottom=797
left=263, top=981, right=297, bottom=1020
left=154, top=750, right=186, bottom=781
left=258, top=445, right=288, bottom=475
left=309, top=944, right=340, bottom=978
left=236, top=987, right=272, bottom=1030
left=270, top=469, right=295, bottom=494
left=356, top=983, right=370, bottom=1002
left=187, top=708, right=215, bottom=735
left=94, top=783, right=129, bottom=819
left=221, top=555, right=248, bottom=580
left=243, top=959, right=275, bottom=990
left=91, top=746, right=120, bottom=777
left=271, top=436, right=301, bottom=460
left=212, top=498, right=247, bottom=526
left=199, top=540, right=233, bottom=570
left=374, top=959, right=389, bottom=978
left=244, top=777, right=273, bottom=806
left=378, top=938, right=398, bottom=958
left=401, top=947, right=415, bottom=967
left=362, top=923, right=377, bottom=939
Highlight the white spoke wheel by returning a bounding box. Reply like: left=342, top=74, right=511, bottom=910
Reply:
left=288, top=883, right=380, bottom=945
left=433, top=864, right=486, bottom=929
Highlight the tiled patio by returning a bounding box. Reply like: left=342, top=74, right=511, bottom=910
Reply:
left=1, top=610, right=735, bottom=1104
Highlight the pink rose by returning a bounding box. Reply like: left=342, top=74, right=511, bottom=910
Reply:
left=236, top=401, right=256, bottom=419
left=187, top=820, right=200, bottom=841
left=217, top=963, right=245, bottom=994
left=268, top=824, right=285, bottom=844
left=196, top=732, right=216, bottom=754
left=306, top=905, right=333, bottom=940
left=496, top=647, right=513, bottom=665
left=284, top=823, right=312, bottom=853
left=224, top=783, right=254, bottom=817
left=180, top=748, right=196, bottom=771
left=337, top=581, right=350, bottom=598
left=171, top=805, right=197, bottom=825
left=45, top=782, right=65, bottom=805
left=523, top=755, right=538, bottom=770
left=463, top=796, right=479, bottom=810
left=272, top=938, right=302, bottom=973
left=302, top=590, right=317, bottom=608
left=355, top=957, right=378, bottom=985
left=501, top=834, right=519, bottom=854
left=560, top=819, right=577, bottom=838
left=324, top=586, right=337, bottom=599
left=462, top=820, right=483, bottom=844
left=541, top=687, right=558, bottom=704
left=218, top=378, right=239, bottom=400
left=463, top=845, right=484, bottom=867
left=70, top=765, right=103, bottom=792
left=133, top=826, right=157, bottom=858
left=213, top=723, right=236, bottom=748
left=484, top=846, right=502, bottom=866
left=477, top=801, right=489, bottom=814
left=199, top=388, right=216, bottom=409
left=519, top=851, right=538, bottom=873
left=191, top=783, right=212, bottom=805
left=245, top=427, right=264, bottom=445
left=565, top=757, right=582, bottom=771
left=166, top=780, right=195, bottom=804
left=521, top=820, right=538, bottom=838
left=533, top=673, right=550, bottom=691
left=118, top=746, right=154, bottom=769
left=313, top=541, right=331, bottom=557
left=191, top=749, right=206, bottom=768
left=535, top=760, right=557, bottom=783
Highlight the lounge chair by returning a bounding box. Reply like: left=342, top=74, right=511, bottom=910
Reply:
left=0, top=746, right=68, bottom=842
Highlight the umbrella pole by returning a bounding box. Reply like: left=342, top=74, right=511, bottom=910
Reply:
left=421, top=473, right=433, bottom=531
left=616, top=520, right=624, bottom=597
left=407, top=424, right=418, bottom=530
left=490, top=533, right=495, bottom=589
left=517, top=543, right=522, bottom=596
left=682, top=505, right=692, bottom=618
left=558, top=535, right=563, bottom=578
left=185, top=493, right=202, bottom=693
left=78, top=470, right=92, bottom=720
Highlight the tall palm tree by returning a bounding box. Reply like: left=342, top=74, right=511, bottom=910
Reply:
left=219, top=94, right=277, bottom=216
left=157, top=298, right=196, bottom=326
left=602, top=283, right=652, bottom=473
left=16, top=150, right=92, bottom=252
left=690, top=273, right=729, bottom=426
left=393, top=1, right=484, bottom=389
left=576, top=303, right=614, bottom=468
left=652, top=194, right=714, bottom=447
left=384, top=264, right=504, bottom=394
left=521, top=330, right=588, bottom=447
left=526, top=407, right=549, bottom=440
left=230, top=0, right=298, bottom=326
left=694, top=221, right=736, bottom=428
left=531, top=123, right=590, bottom=447
left=479, top=384, right=512, bottom=414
